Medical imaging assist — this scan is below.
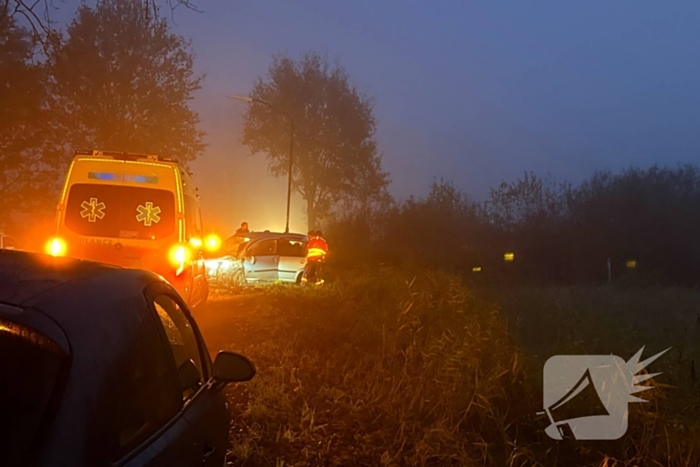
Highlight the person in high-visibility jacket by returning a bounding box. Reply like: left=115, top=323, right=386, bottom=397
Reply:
left=302, top=230, right=328, bottom=286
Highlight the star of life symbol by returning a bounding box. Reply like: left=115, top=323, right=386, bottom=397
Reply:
left=540, top=346, right=669, bottom=440
left=80, top=198, right=106, bottom=223
left=136, top=202, right=161, bottom=226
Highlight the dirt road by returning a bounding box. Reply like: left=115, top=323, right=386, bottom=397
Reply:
left=191, top=291, right=262, bottom=357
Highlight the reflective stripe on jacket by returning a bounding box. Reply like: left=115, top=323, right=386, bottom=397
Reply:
left=307, top=237, right=328, bottom=261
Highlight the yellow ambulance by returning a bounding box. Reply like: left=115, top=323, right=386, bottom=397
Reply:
left=45, top=150, right=209, bottom=306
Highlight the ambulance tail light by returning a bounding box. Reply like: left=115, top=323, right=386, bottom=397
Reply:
left=45, top=237, right=67, bottom=257
left=168, top=243, right=191, bottom=276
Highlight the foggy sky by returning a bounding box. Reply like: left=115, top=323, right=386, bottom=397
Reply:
left=56, top=1, right=700, bottom=234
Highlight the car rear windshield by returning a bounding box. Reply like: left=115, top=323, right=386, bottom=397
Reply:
left=0, top=320, right=67, bottom=466
left=65, top=184, right=176, bottom=240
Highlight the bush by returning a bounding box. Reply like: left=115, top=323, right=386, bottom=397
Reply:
left=326, top=165, right=700, bottom=287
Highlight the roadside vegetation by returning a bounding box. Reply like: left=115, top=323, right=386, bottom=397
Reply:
left=495, top=285, right=700, bottom=466
left=204, top=268, right=699, bottom=466
left=217, top=268, right=526, bottom=466
left=329, top=165, right=700, bottom=289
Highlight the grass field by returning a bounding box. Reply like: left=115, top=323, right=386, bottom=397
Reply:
left=213, top=268, right=700, bottom=466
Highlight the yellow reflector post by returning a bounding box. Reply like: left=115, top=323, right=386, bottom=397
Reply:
left=504, top=252, right=515, bottom=262
left=626, top=260, right=637, bottom=269
left=472, top=267, right=482, bottom=272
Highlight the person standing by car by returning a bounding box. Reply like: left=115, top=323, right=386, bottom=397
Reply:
left=236, top=222, right=250, bottom=235
left=302, top=230, right=328, bottom=286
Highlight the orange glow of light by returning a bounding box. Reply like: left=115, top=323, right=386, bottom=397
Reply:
left=168, top=244, right=191, bottom=275
left=45, top=237, right=67, bottom=257
left=204, top=233, right=222, bottom=252
left=189, top=237, right=203, bottom=248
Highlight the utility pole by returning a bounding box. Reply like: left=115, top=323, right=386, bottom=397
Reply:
left=227, top=94, right=294, bottom=233
left=285, top=117, right=294, bottom=233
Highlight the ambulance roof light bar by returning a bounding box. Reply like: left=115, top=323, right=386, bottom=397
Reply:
left=74, top=149, right=177, bottom=164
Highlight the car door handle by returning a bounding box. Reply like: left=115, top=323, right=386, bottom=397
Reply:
left=202, top=443, right=216, bottom=459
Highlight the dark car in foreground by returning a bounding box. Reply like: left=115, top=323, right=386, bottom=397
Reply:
left=0, top=250, right=255, bottom=467
left=205, top=231, right=308, bottom=290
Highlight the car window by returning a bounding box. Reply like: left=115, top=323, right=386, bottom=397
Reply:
left=152, top=295, right=205, bottom=400
left=184, top=195, right=201, bottom=240
left=248, top=239, right=276, bottom=257
left=117, top=313, right=182, bottom=456
left=277, top=238, right=306, bottom=257
left=196, top=207, right=203, bottom=236
left=0, top=320, right=67, bottom=467
left=235, top=239, right=250, bottom=257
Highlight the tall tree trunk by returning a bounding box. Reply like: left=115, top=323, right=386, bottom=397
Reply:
left=306, top=197, right=317, bottom=232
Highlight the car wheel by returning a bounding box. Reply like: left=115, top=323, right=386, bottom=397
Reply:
left=188, top=269, right=208, bottom=308
left=199, top=279, right=209, bottom=306
left=230, top=269, right=246, bottom=291
left=185, top=273, right=194, bottom=304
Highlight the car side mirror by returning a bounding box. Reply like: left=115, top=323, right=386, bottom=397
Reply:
left=248, top=256, right=256, bottom=264
left=213, top=351, right=256, bottom=383
left=178, top=359, right=201, bottom=391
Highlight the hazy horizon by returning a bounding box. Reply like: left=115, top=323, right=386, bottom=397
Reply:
left=47, top=1, right=700, bottom=235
